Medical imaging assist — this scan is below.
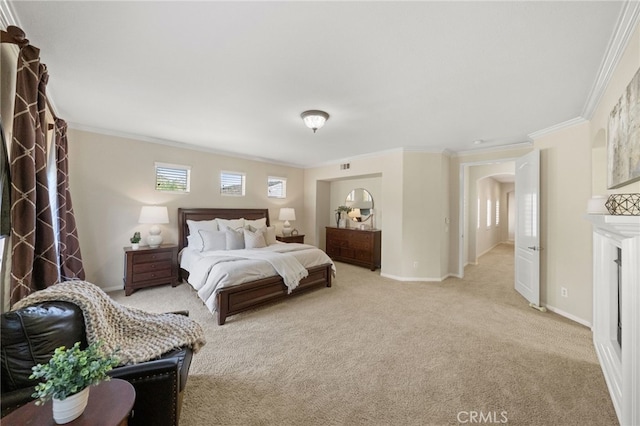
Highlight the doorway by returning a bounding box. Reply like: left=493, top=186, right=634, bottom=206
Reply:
left=458, top=160, right=516, bottom=277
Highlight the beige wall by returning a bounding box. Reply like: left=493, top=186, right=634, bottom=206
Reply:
left=304, top=149, right=450, bottom=281
left=68, top=128, right=305, bottom=291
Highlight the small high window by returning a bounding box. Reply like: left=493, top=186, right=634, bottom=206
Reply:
left=267, top=177, right=287, bottom=198
left=155, top=162, right=190, bottom=193
left=220, top=171, right=246, bottom=196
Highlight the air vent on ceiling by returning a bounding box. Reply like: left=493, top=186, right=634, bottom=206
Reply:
left=340, top=163, right=350, bottom=170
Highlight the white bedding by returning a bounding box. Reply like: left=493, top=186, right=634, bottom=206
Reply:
left=180, top=243, right=335, bottom=313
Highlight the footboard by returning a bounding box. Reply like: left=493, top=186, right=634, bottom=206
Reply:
left=216, top=263, right=332, bottom=325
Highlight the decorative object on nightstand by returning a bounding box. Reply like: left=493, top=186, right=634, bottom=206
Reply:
left=291, top=228, right=299, bottom=236
left=279, top=207, right=296, bottom=236
left=123, top=244, right=178, bottom=296
left=138, top=206, right=169, bottom=248
left=129, top=232, right=141, bottom=250
left=276, top=234, right=305, bottom=244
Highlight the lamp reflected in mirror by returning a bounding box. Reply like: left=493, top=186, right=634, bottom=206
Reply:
left=345, top=188, right=374, bottom=223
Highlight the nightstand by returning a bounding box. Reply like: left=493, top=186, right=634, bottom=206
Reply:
left=276, top=234, right=305, bottom=244
left=123, top=244, right=178, bottom=296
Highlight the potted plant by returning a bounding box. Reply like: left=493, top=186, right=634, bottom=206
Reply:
left=30, top=341, right=119, bottom=424
left=335, top=206, right=352, bottom=228
left=130, top=231, right=141, bottom=250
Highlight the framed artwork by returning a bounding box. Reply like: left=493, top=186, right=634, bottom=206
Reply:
left=607, top=67, right=640, bottom=189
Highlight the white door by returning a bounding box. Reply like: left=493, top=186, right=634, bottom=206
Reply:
left=515, top=150, right=542, bottom=309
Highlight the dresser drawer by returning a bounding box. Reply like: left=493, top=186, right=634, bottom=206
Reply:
left=133, top=260, right=172, bottom=274
left=132, top=267, right=173, bottom=283
left=132, top=251, right=173, bottom=264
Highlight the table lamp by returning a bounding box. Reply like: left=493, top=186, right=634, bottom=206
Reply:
left=138, top=206, right=169, bottom=248
left=279, top=208, right=296, bottom=236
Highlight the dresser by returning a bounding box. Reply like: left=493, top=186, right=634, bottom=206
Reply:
left=325, top=227, right=381, bottom=271
left=123, top=244, right=178, bottom=296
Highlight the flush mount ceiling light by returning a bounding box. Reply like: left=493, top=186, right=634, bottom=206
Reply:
left=301, top=110, right=330, bottom=133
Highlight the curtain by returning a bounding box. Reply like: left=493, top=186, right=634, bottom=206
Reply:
left=55, top=119, right=85, bottom=280
left=9, top=39, right=58, bottom=305
left=0, top=120, right=10, bottom=236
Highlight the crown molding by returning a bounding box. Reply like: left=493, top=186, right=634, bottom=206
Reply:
left=451, top=141, right=533, bottom=158
left=582, top=0, right=640, bottom=119
left=527, top=116, right=587, bottom=141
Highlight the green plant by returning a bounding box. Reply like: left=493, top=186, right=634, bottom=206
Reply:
left=130, top=231, right=141, bottom=244
left=335, top=205, right=352, bottom=214
left=30, top=341, right=119, bottom=404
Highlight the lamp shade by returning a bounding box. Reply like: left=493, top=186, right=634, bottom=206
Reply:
left=279, top=208, right=296, bottom=221
left=138, top=206, right=169, bottom=224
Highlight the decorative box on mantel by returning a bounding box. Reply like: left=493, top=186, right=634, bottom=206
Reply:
left=585, top=214, right=640, bottom=426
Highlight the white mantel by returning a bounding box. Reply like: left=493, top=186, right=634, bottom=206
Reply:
left=586, top=214, right=640, bottom=426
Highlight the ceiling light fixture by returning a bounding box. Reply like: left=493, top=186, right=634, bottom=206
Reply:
left=301, top=110, right=329, bottom=133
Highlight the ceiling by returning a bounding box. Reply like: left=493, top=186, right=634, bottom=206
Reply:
left=4, top=1, right=627, bottom=168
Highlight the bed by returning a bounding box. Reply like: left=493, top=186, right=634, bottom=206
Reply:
left=178, top=208, right=334, bottom=325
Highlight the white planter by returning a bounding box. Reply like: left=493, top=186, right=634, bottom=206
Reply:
left=52, top=387, right=89, bottom=424
left=131, top=243, right=140, bottom=250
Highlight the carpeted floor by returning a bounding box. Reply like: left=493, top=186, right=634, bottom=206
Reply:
left=110, top=244, right=618, bottom=425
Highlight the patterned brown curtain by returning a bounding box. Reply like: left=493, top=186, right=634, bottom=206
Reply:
left=54, top=119, right=85, bottom=280
left=9, top=36, right=59, bottom=304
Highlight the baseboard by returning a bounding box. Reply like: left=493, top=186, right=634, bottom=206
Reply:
left=544, top=304, right=592, bottom=328
left=380, top=272, right=447, bottom=282
left=102, top=285, right=124, bottom=294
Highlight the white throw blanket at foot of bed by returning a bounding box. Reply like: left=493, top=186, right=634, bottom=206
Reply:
left=12, top=281, right=206, bottom=365
left=188, top=248, right=308, bottom=294
left=185, top=243, right=335, bottom=314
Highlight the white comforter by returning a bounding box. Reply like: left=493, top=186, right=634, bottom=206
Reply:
left=181, top=243, right=335, bottom=313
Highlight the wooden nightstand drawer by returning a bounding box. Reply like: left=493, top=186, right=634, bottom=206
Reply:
left=132, top=251, right=173, bottom=264
left=132, top=268, right=173, bottom=283
left=133, top=260, right=172, bottom=274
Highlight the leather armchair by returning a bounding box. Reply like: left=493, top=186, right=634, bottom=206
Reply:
left=1, top=301, right=192, bottom=426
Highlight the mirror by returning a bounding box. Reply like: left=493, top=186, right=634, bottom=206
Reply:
left=345, top=188, right=374, bottom=222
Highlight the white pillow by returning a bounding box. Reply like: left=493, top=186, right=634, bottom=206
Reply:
left=244, top=228, right=267, bottom=249
left=264, top=226, right=277, bottom=246
left=199, top=230, right=227, bottom=251
left=187, top=219, right=218, bottom=237
left=186, top=234, right=204, bottom=251
left=221, top=225, right=245, bottom=250
left=216, top=218, right=245, bottom=231
left=244, top=217, right=267, bottom=230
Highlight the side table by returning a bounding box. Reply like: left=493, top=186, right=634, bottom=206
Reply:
left=276, top=234, right=305, bottom=244
left=2, top=378, right=135, bottom=426
left=123, top=244, right=178, bottom=296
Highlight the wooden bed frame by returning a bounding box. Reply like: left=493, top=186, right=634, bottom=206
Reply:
left=178, top=208, right=332, bottom=325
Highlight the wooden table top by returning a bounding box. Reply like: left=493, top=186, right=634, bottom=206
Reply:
left=2, top=378, right=135, bottom=426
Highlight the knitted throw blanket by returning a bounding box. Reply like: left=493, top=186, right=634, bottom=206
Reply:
left=12, top=281, right=206, bottom=365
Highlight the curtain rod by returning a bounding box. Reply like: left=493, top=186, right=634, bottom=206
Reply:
left=1, top=25, right=58, bottom=120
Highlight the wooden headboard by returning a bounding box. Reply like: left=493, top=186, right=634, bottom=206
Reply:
left=177, top=208, right=270, bottom=252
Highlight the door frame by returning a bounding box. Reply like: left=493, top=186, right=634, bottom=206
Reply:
left=457, top=157, right=519, bottom=278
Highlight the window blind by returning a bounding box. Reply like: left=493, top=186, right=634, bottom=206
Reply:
left=221, top=171, right=245, bottom=196
left=155, top=162, right=190, bottom=192
left=267, top=177, right=287, bottom=198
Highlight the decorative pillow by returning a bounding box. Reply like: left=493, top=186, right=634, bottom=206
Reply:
left=244, top=228, right=267, bottom=249
left=186, top=234, right=204, bottom=251
left=244, top=217, right=267, bottom=230
left=198, top=230, right=227, bottom=252
left=216, top=218, right=245, bottom=231
left=221, top=225, right=245, bottom=250
left=264, top=226, right=277, bottom=246
left=187, top=219, right=218, bottom=237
